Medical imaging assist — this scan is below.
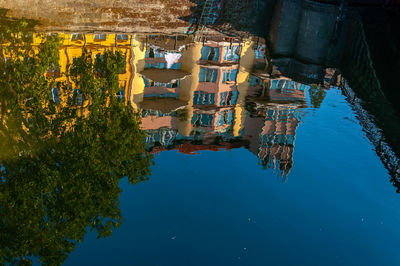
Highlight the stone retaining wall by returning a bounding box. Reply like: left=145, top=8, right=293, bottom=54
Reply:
left=0, top=0, right=195, bottom=33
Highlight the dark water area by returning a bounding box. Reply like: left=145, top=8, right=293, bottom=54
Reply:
left=1, top=1, right=400, bottom=265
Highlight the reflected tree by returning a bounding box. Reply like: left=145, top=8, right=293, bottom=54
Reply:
left=0, top=16, right=152, bottom=265
left=308, top=84, right=327, bottom=109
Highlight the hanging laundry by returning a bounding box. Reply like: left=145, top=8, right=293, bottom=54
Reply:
left=165, top=53, right=182, bottom=69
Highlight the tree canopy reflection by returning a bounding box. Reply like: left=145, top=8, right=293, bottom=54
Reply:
left=0, top=18, right=152, bottom=265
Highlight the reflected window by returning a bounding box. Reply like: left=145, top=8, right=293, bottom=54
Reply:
left=117, top=81, right=126, bottom=99
left=94, top=34, right=106, bottom=41
left=222, top=69, right=238, bottom=83
left=199, top=67, right=217, bottom=83
left=201, top=46, right=219, bottom=61
left=219, top=91, right=238, bottom=106
left=71, top=33, right=84, bottom=41
left=249, top=76, right=262, bottom=86
left=270, top=79, right=307, bottom=92
left=120, top=54, right=127, bottom=74
left=51, top=87, right=60, bottom=104
left=261, top=133, right=295, bottom=146
left=146, top=48, right=165, bottom=58
left=144, top=78, right=164, bottom=87
left=116, top=34, right=128, bottom=41
left=145, top=62, right=165, bottom=69
left=143, top=77, right=180, bottom=89
left=193, top=91, right=215, bottom=105
left=159, top=130, right=176, bottom=147
left=254, top=45, right=266, bottom=59
left=223, top=45, right=240, bottom=61
left=148, top=48, right=155, bottom=58
left=72, top=89, right=83, bottom=106
left=145, top=129, right=177, bottom=148
left=216, top=110, right=233, bottom=126
left=191, top=113, right=213, bottom=127
left=116, top=89, right=125, bottom=99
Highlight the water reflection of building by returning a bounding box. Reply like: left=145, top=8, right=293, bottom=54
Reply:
left=29, top=33, right=133, bottom=106
left=244, top=72, right=306, bottom=175
left=23, top=32, right=306, bottom=177
left=131, top=35, right=306, bottom=176
left=138, top=35, right=245, bottom=153
left=244, top=102, right=302, bottom=176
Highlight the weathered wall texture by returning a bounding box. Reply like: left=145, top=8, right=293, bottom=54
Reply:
left=0, top=0, right=196, bottom=33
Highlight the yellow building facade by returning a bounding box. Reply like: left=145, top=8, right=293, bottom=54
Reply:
left=16, top=33, right=260, bottom=136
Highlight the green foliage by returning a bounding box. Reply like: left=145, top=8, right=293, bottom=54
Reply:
left=0, top=15, right=153, bottom=265
left=309, top=84, right=327, bottom=109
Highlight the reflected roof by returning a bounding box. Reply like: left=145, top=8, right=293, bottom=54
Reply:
left=150, top=140, right=250, bottom=155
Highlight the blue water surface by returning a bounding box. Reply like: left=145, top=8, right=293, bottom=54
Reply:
left=65, top=89, right=400, bottom=265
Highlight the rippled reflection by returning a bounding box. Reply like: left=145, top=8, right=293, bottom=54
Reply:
left=134, top=35, right=313, bottom=177
left=0, top=1, right=399, bottom=263
left=0, top=22, right=317, bottom=264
